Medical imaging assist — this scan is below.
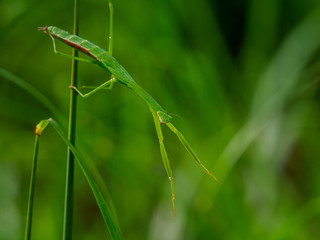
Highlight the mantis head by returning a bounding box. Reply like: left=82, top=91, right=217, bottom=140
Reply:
left=157, top=111, right=173, bottom=124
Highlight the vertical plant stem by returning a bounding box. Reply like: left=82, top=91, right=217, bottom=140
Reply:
left=63, top=0, right=79, bottom=239
left=24, top=135, right=39, bottom=240
left=108, top=0, right=113, bottom=55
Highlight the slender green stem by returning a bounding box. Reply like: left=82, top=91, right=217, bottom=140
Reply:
left=108, top=0, right=113, bottom=55
left=63, top=0, right=79, bottom=239
left=24, top=135, right=40, bottom=240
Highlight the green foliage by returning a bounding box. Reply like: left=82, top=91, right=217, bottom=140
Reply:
left=41, top=119, right=121, bottom=239
left=1, top=0, right=320, bottom=239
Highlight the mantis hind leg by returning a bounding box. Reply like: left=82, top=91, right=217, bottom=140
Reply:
left=151, top=108, right=176, bottom=217
left=166, top=122, right=221, bottom=185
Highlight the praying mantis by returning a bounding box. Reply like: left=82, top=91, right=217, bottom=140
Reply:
left=38, top=2, right=220, bottom=217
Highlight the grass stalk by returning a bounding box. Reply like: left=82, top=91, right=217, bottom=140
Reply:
left=63, top=0, right=79, bottom=239
left=24, top=135, right=40, bottom=240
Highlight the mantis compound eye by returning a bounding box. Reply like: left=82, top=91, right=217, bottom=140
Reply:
left=157, top=111, right=173, bottom=124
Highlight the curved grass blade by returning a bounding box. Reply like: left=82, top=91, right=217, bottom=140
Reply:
left=31, top=118, right=122, bottom=240
left=0, top=67, right=119, bottom=227
left=0, top=67, right=65, bottom=124
left=0, top=67, right=118, bottom=236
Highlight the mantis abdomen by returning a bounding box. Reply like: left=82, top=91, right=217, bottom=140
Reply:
left=43, top=26, right=172, bottom=123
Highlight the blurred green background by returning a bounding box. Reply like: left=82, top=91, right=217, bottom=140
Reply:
left=1, top=0, right=320, bottom=239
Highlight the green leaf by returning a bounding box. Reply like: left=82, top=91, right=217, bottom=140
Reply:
left=37, top=118, right=122, bottom=240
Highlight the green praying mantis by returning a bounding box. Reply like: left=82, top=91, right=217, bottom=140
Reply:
left=38, top=2, right=220, bottom=217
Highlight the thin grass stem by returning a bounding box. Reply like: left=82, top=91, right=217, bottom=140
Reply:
left=108, top=0, right=113, bottom=55
left=24, top=135, right=39, bottom=240
left=63, top=0, right=80, bottom=239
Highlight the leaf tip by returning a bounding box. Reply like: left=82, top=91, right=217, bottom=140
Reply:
left=35, top=120, right=49, bottom=136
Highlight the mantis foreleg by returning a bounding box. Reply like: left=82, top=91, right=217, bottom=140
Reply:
left=40, top=27, right=100, bottom=65
left=79, top=85, right=114, bottom=90
left=57, top=0, right=116, bottom=99
left=70, top=76, right=116, bottom=98
left=151, top=108, right=176, bottom=217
